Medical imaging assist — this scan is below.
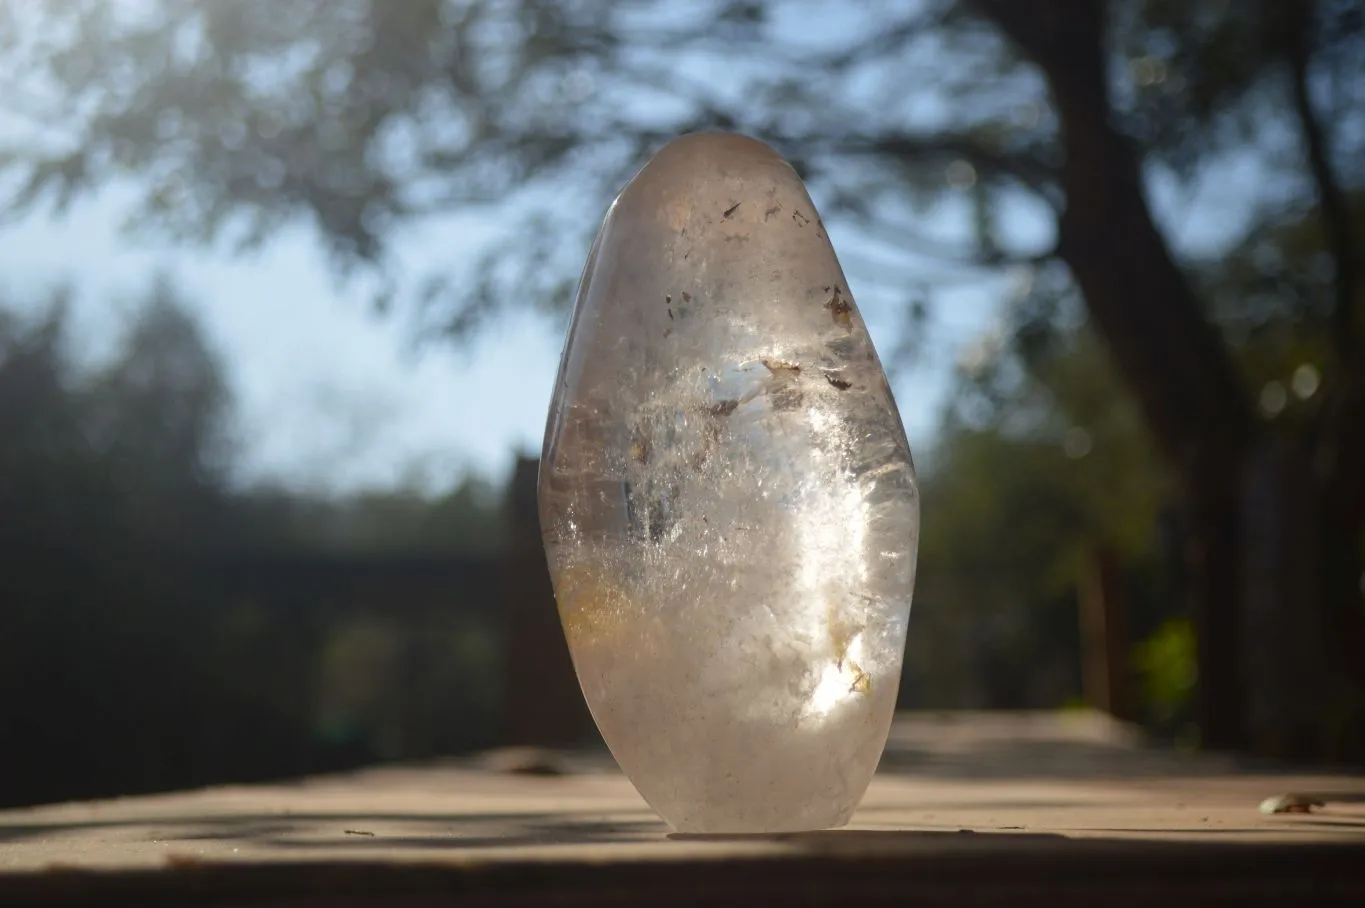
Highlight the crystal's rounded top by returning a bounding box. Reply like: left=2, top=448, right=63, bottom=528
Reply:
left=572, top=131, right=850, bottom=350
left=627, top=131, right=794, bottom=182
left=607, top=132, right=808, bottom=233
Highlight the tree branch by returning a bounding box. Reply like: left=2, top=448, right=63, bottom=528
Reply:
left=970, top=0, right=1108, bottom=108
left=827, top=132, right=1063, bottom=210
left=841, top=211, right=1059, bottom=272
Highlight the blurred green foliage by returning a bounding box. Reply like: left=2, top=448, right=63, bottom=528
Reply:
left=1133, top=618, right=1197, bottom=731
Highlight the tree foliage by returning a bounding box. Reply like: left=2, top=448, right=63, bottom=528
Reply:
left=906, top=302, right=1169, bottom=713
left=4, top=0, right=1364, bottom=755
left=3, top=1, right=1359, bottom=329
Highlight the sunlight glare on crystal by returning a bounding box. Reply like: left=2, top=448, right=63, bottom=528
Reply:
left=807, top=633, right=869, bottom=719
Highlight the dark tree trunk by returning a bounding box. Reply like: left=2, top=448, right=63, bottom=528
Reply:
left=975, top=0, right=1258, bottom=750
left=1182, top=451, right=1249, bottom=750
left=1318, top=499, right=1365, bottom=761
left=1316, top=379, right=1365, bottom=759
left=1278, top=0, right=1365, bottom=758
left=1079, top=545, right=1134, bottom=722
left=970, top=0, right=1365, bottom=759
left=1240, top=440, right=1330, bottom=759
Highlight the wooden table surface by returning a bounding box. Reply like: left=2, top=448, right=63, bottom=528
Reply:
left=2, top=712, right=1363, bottom=905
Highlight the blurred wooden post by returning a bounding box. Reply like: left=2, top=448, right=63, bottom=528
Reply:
left=501, top=456, right=592, bottom=747
left=1079, top=545, right=1133, bottom=721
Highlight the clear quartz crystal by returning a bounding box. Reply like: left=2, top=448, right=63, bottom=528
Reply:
left=539, top=132, right=919, bottom=834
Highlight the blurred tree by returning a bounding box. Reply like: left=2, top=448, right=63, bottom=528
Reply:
left=904, top=301, right=1168, bottom=715
left=0, top=287, right=264, bottom=806
left=0, top=282, right=234, bottom=551
left=241, top=476, right=508, bottom=555
left=0, top=285, right=512, bottom=806
left=2, top=0, right=1362, bottom=754
left=912, top=190, right=1365, bottom=746
left=87, top=279, right=237, bottom=547
left=0, top=297, right=109, bottom=550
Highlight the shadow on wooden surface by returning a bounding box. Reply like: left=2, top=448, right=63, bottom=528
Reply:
left=4, top=840, right=1364, bottom=908
left=670, top=827, right=1072, bottom=849
left=872, top=710, right=1365, bottom=782
left=0, top=809, right=666, bottom=850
